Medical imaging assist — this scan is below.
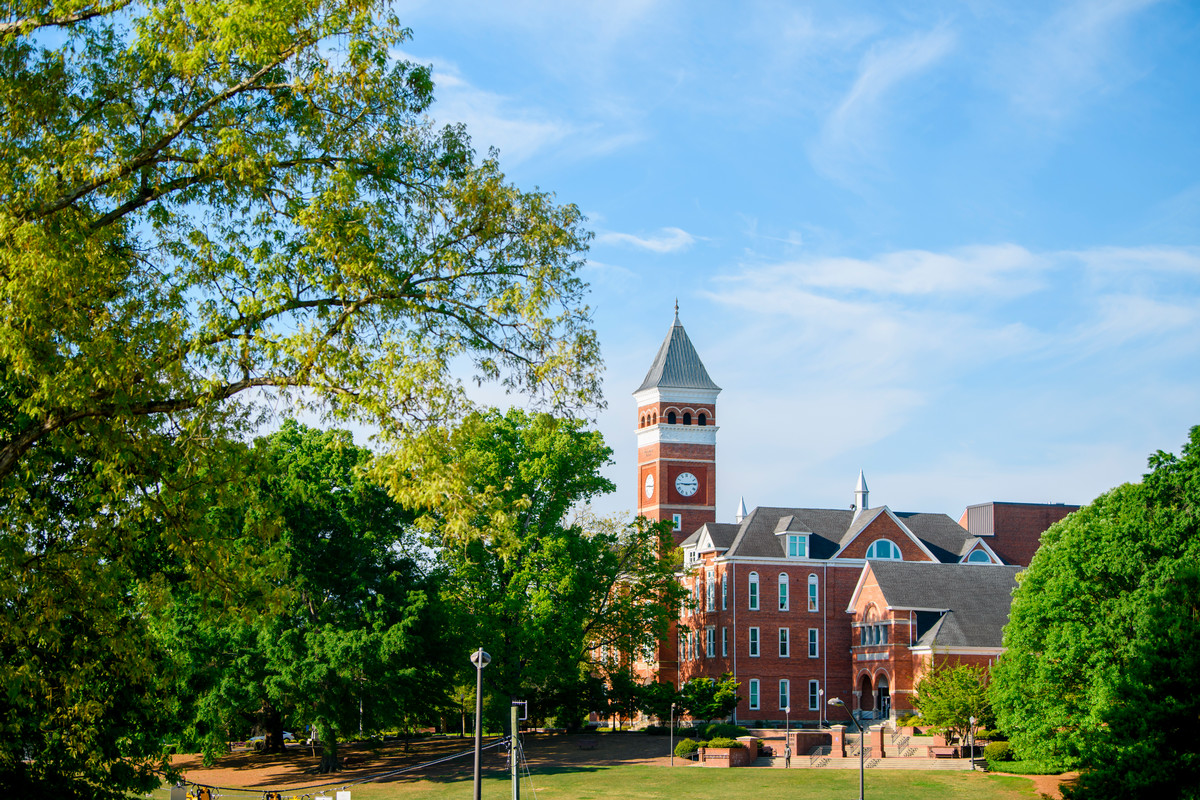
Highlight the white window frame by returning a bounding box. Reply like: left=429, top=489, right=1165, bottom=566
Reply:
left=748, top=572, right=759, bottom=610
left=808, top=628, right=819, bottom=658
left=808, top=680, right=820, bottom=711
left=749, top=626, right=760, bottom=657
left=787, top=533, right=808, bottom=558
left=779, top=679, right=790, bottom=711
left=808, top=573, right=819, bottom=612
left=706, top=626, right=715, bottom=658
left=721, top=575, right=727, bottom=610
left=779, top=627, right=789, bottom=658
left=778, top=572, right=789, bottom=611
left=672, top=513, right=682, bottom=531
left=706, top=568, right=715, bottom=611
left=721, top=626, right=728, bottom=657
left=866, top=538, right=903, bottom=560
left=967, top=549, right=991, bottom=563
left=749, top=679, right=760, bottom=710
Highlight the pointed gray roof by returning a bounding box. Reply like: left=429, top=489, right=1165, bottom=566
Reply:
left=635, top=311, right=720, bottom=393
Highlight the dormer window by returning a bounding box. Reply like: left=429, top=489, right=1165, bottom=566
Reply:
left=787, top=534, right=808, bottom=558
left=967, top=549, right=991, bottom=563
left=865, top=539, right=902, bottom=560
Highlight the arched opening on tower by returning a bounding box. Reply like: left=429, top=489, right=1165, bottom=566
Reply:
left=667, top=411, right=677, bottom=425
left=683, top=412, right=691, bottom=425
left=698, top=412, right=707, bottom=426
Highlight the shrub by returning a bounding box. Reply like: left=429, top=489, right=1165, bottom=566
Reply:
left=988, top=759, right=1063, bottom=775
left=983, top=741, right=1013, bottom=763
left=674, top=738, right=701, bottom=758
left=702, top=723, right=749, bottom=740
left=706, top=737, right=744, bottom=749
left=895, top=714, right=920, bottom=727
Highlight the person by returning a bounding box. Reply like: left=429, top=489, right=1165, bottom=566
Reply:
left=784, top=742, right=791, bottom=768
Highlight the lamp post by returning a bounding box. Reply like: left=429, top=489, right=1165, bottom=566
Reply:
left=828, top=697, right=864, bottom=800
left=470, top=648, right=491, bottom=800
left=669, top=702, right=676, bottom=766
left=783, top=705, right=791, bottom=768
left=968, top=716, right=976, bottom=770
left=818, top=688, right=825, bottom=727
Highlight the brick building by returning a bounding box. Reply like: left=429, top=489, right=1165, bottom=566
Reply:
left=634, top=311, right=1074, bottom=725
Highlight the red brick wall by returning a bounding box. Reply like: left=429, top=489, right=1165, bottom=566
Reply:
left=990, top=503, right=1076, bottom=567
left=637, top=440, right=716, bottom=542
left=836, top=514, right=937, bottom=562
left=636, top=403, right=716, bottom=428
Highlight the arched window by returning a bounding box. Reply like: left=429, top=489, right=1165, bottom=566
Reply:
left=865, top=539, right=902, bottom=560
left=967, top=550, right=991, bottom=563
left=667, top=411, right=677, bottom=425
left=652, top=412, right=657, bottom=423
left=698, top=412, right=707, bottom=426
left=778, top=573, right=789, bottom=611
left=748, top=572, right=759, bottom=610
left=683, top=411, right=692, bottom=425
left=640, top=415, right=646, bottom=427
left=808, top=574, right=819, bottom=612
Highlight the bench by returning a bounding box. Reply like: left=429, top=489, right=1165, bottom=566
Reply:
left=927, top=746, right=959, bottom=758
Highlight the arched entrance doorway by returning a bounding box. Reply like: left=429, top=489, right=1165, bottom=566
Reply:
left=875, top=674, right=891, bottom=719
left=858, top=673, right=873, bottom=715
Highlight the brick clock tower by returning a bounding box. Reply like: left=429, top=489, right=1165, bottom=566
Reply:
left=634, top=306, right=720, bottom=547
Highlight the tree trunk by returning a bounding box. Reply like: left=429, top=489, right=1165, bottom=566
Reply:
left=317, top=720, right=339, bottom=773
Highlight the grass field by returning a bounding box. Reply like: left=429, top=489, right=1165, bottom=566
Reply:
left=151, top=763, right=1045, bottom=800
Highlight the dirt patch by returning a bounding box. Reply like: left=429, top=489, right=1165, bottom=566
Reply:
left=992, top=770, right=1079, bottom=799
left=171, top=733, right=679, bottom=794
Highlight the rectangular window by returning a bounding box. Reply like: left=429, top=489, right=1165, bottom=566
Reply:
left=779, top=627, right=790, bottom=658
left=809, top=680, right=820, bottom=711
left=779, top=578, right=789, bottom=611
left=721, top=575, right=727, bottom=610
left=721, top=627, right=728, bottom=657
left=706, top=627, right=715, bottom=658
left=749, top=679, right=760, bottom=710
left=779, top=679, right=790, bottom=711
left=749, top=576, right=759, bottom=610
left=809, top=628, right=819, bottom=658
left=787, top=534, right=807, bottom=558
left=706, top=569, right=715, bottom=611
left=808, top=575, right=819, bottom=612
left=672, top=513, right=682, bottom=531
left=749, top=627, right=760, bottom=657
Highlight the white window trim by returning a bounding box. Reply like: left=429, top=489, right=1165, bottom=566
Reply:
left=808, top=573, right=819, bottom=612
left=808, top=628, right=819, bottom=658
left=808, top=680, right=820, bottom=711
left=866, top=538, right=903, bottom=561
left=779, top=679, right=790, bottom=711
left=706, top=626, right=715, bottom=658
left=749, top=679, right=760, bottom=710
left=721, top=626, right=728, bottom=657
left=749, top=626, right=760, bottom=657
left=779, top=627, right=790, bottom=658
left=748, top=572, right=759, bottom=611
left=778, top=572, right=789, bottom=611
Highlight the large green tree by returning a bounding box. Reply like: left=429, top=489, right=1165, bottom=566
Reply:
left=911, top=663, right=993, bottom=746
left=991, top=426, right=1200, bottom=798
left=161, top=421, right=454, bottom=772
left=379, top=409, right=685, bottom=727
left=1, top=0, right=597, bottom=794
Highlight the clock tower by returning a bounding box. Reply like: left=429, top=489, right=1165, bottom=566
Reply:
left=634, top=306, right=720, bottom=547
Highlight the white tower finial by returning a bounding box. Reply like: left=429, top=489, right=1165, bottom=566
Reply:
left=735, top=496, right=748, bottom=524
left=853, top=470, right=869, bottom=519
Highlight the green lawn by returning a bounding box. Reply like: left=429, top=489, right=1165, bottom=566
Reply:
left=148, top=764, right=1043, bottom=800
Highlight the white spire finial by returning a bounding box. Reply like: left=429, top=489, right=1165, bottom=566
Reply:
left=674, top=298, right=680, bottom=324
left=853, top=470, right=869, bottom=519
left=735, top=496, right=748, bottom=524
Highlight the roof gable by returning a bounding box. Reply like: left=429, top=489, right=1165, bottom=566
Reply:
left=635, top=315, right=720, bottom=392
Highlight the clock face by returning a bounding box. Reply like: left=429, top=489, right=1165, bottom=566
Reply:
left=675, top=472, right=699, bottom=497
left=644, top=473, right=654, bottom=499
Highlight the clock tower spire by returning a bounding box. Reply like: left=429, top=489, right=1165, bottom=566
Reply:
left=634, top=308, right=720, bottom=546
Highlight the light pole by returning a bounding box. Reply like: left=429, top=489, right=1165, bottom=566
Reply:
left=968, top=716, right=976, bottom=770
left=828, top=697, right=864, bottom=800
left=818, top=688, right=825, bottom=727
left=470, top=648, right=492, bottom=800
left=669, top=702, right=676, bottom=766
left=783, top=705, right=791, bottom=768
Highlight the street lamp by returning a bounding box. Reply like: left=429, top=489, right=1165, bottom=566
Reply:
left=828, top=697, right=864, bottom=800
left=783, top=705, right=791, bottom=768
left=470, top=648, right=492, bottom=800
left=968, top=716, right=976, bottom=770
left=818, top=688, right=825, bottom=727
left=669, top=702, right=676, bottom=766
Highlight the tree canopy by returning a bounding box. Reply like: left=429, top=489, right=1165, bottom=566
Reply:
left=911, top=663, right=993, bottom=746
left=991, top=426, right=1200, bottom=798
left=379, top=408, right=685, bottom=728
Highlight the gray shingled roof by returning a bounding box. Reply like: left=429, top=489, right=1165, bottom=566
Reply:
left=867, top=561, right=1021, bottom=649
left=722, top=505, right=980, bottom=563
left=635, top=316, right=720, bottom=392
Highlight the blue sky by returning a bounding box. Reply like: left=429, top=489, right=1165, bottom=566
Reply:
left=391, top=0, right=1200, bottom=521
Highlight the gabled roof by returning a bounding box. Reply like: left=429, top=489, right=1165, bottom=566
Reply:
left=720, top=505, right=978, bottom=564
left=864, top=561, right=1021, bottom=649
left=635, top=313, right=720, bottom=392
left=681, top=522, right=740, bottom=553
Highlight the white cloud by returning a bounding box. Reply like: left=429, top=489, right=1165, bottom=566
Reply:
left=810, top=26, right=957, bottom=181
left=595, top=227, right=697, bottom=253
left=998, top=0, right=1164, bottom=119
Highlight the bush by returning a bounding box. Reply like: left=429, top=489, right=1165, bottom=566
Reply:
left=706, top=737, right=744, bottom=749
left=702, top=723, right=749, bottom=740
left=987, top=759, right=1064, bottom=775
left=983, top=741, right=1013, bottom=763
left=895, top=714, right=920, bottom=727
left=674, top=738, right=701, bottom=758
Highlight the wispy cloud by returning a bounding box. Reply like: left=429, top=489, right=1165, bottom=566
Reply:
left=998, top=0, right=1164, bottom=119
left=810, top=26, right=957, bottom=182
left=595, top=227, right=697, bottom=253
